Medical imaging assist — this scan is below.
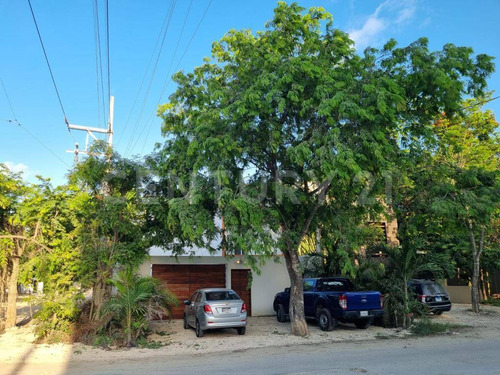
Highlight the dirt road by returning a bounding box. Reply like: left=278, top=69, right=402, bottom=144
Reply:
left=0, top=304, right=498, bottom=374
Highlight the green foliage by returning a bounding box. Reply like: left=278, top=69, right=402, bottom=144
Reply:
left=69, top=145, right=149, bottom=320
left=92, top=334, right=114, bottom=348
left=34, top=292, right=84, bottom=343
left=149, top=2, right=493, bottom=335
left=302, top=221, right=386, bottom=278
left=101, top=269, right=178, bottom=347
left=135, top=337, right=165, bottom=349
left=152, top=2, right=494, bottom=257
left=355, top=245, right=448, bottom=328
left=393, top=96, right=499, bottom=313
left=410, top=318, right=464, bottom=336
left=482, top=298, right=500, bottom=307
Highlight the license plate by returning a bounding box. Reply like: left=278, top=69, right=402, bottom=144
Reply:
left=222, top=307, right=231, bottom=313
left=360, top=311, right=368, bottom=317
left=435, top=297, right=442, bottom=302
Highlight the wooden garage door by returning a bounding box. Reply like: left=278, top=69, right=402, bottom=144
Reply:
left=231, top=269, right=251, bottom=316
left=152, top=264, right=226, bottom=319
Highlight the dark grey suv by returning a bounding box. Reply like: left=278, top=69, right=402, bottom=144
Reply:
left=410, top=279, right=452, bottom=315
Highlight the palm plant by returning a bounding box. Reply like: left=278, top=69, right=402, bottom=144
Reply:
left=383, top=245, right=445, bottom=328
left=102, top=269, right=178, bottom=346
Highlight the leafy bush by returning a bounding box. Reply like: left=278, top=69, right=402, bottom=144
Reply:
left=92, top=333, right=114, bottom=348
left=354, top=245, right=445, bottom=328
left=101, top=269, right=178, bottom=347
left=482, top=297, right=500, bottom=307
left=410, top=319, right=463, bottom=336
left=34, top=292, right=84, bottom=343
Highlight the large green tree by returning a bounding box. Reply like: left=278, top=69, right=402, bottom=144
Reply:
left=152, top=2, right=493, bottom=336
left=395, top=97, right=499, bottom=313
left=0, top=164, right=25, bottom=330
left=431, top=99, right=499, bottom=312
left=0, top=170, right=57, bottom=329
left=70, top=145, right=148, bottom=321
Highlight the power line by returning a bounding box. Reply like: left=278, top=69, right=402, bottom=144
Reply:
left=136, top=0, right=195, bottom=155
left=116, top=1, right=177, bottom=148
left=0, top=77, right=18, bottom=121
left=1, top=77, right=70, bottom=168
left=27, top=0, right=68, bottom=125
left=106, top=0, right=111, bottom=111
left=158, top=0, right=194, bottom=102
left=93, top=0, right=108, bottom=128
left=5, top=120, right=71, bottom=168
left=135, top=0, right=213, bottom=155
left=123, top=0, right=178, bottom=156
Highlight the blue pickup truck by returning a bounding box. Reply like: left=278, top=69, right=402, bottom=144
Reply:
left=273, top=277, right=384, bottom=331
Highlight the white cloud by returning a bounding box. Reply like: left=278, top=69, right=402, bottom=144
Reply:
left=349, top=15, right=386, bottom=50
left=348, top=0, right=417, bottom=50
left=4, top=161, right=30, bottom=176
left=396, top=7, right=416, bottom=24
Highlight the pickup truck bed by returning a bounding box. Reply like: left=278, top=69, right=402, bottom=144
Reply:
left=273, top=277, right=384, bottom=331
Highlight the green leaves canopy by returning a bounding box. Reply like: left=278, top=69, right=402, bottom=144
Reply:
left=154, top=1, right=493, bottom=260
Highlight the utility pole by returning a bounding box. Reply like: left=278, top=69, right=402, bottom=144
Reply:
left=66, top=96, right=114, bottom=163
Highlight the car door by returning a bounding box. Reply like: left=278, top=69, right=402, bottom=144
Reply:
left=186, top=291, right=199, bottom=326
left=193, top=291, right=203, bottom=324
left=303, top=280, right=315, bottom=317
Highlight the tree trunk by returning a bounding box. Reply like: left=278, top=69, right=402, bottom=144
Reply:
left=469, top=224, right=482, bottom=314
left=283, top=246, right=308, bottom=337
left=91, top=269, right=110, bottom=321
left=126, top=311, right=132, bottom=346
left=472, top=252, right=481, bottom=313
left=403, top=279, right=411, bottom=329
left=0, top=262, right=8, bottom=326
left=480, top=269, right=488, bottom=301
left=5, top=256, right=20, bottom=328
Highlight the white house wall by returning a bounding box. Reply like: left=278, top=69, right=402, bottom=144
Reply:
left=138, top=255, right=290, bottom=316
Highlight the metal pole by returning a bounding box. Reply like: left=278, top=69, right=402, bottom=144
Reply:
left=108, top=96, right=114, bottom=148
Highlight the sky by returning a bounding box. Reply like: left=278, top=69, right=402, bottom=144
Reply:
left=1, top=0, right=499, bottom=187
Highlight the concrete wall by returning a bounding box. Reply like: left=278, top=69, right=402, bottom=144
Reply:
left=138, top=255, right=290, bottom=316
left=445, top=283, right=471, bottom=304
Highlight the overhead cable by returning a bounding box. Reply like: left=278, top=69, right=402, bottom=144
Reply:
left=93, top=0, right=108, bottom=128
left=1, top=77, right=70, bottom=167
left=135, top=0, right=213, bottom=155
left=115, top=2, right=178, bottom=148
left=106, top=0, right=111, bottom=111
left=123, top=0, right=178, bottom=156
left=27, top=0, right=69, bottom=127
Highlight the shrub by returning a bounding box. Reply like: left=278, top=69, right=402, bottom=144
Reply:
left=482, top=297, right=500, bottom=307
left=101, top=269, right=178, bottom=347
left=410, top=319, right=463, bottom=336
left=34, top=292, right=84, bottom=343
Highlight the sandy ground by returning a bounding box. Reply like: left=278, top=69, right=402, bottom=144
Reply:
left=0, top=302, right=499, bottom=369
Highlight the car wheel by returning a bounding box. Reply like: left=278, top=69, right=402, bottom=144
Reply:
left=237, top=327, right=246, bottom=335
left=354, top=318, right=373, bottom=329
left=434, top=310, right=443, bottom=315
left=276, top=303, right=287, bottom=323
left=195, top=319, right=204, bottom=338
left=317, top=308, right=335, bottom=331
left=183, top=314, right=189, bottom=329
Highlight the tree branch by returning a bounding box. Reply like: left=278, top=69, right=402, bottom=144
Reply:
left=0, top=235, right=51, bottom=253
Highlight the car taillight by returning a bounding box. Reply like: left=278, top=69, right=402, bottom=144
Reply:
left=418, top=295, right=426, bottom=303
left=339, top=294, right=347, bottom=310
left=204, top=305, right=213, bottom=314
left=241, top=303, right=247, bottom=313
